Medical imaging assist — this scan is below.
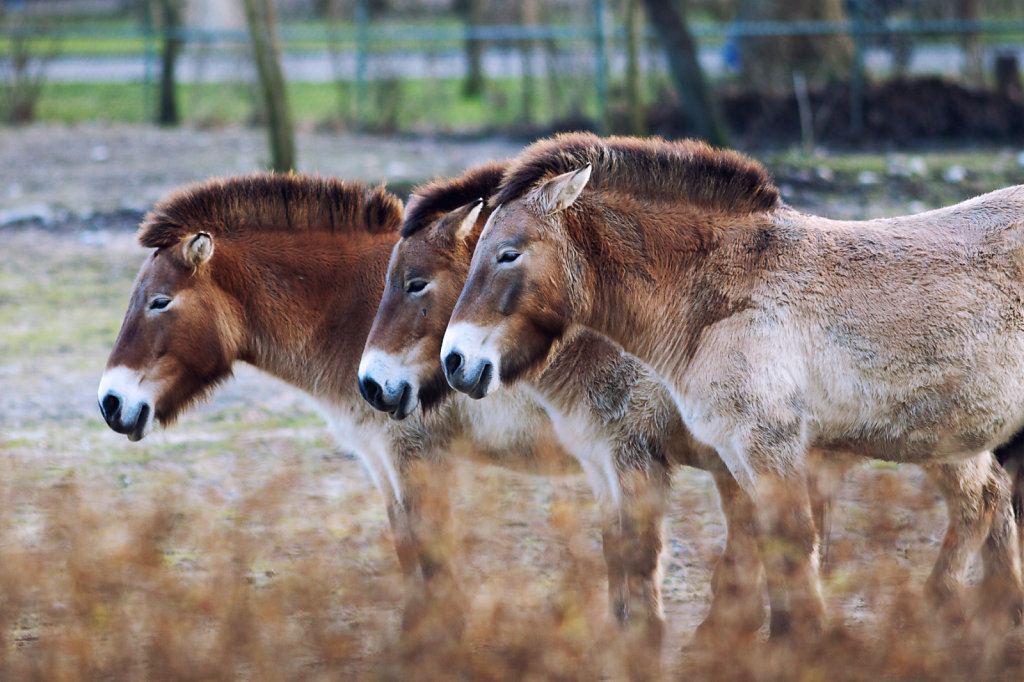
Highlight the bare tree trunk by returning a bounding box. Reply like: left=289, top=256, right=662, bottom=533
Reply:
left=0, top=15, right=59, bottom=124
left=155, top=0, right=182, bottom=126
left=735, top=0, right=851, bottom=88
left=624, top=0, right=645, bottom=136
left=641, top=0, right=727, bottom=146
left=457, top=0, right=486, bottom=98
left=242, top=0, right=296, bottom=172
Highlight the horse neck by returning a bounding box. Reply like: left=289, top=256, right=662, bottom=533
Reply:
left=224, top=231, right=396, bottom=400
left=577, top=200, right=725, bottom=377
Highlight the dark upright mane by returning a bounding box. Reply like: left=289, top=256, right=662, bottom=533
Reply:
left=492, top=132, right=779, bottom=214
left=401, top=161, right=508, bottom=238
left=139, top=173, right=404, bottom=248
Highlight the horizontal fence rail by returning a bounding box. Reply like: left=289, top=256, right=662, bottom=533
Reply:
left=5, top=19, right=1024, bottom=45
left=2, top=11, right=1023, bottom=136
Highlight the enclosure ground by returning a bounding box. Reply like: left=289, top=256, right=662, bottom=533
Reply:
left=2, top=124, right=1024, bottom=678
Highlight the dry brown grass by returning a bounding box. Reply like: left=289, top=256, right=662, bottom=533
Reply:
left=0, top=446, right=1021, bottom=680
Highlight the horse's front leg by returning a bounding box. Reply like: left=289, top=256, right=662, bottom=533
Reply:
left=694, top=469, right=765, bottom=641
left=600, top=462, right=671, bottom=676
left=734, top=434, right=825, bottom=640
left=384, top=457, right=467, bottom=645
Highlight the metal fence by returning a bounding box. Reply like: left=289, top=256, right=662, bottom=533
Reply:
left=2, top=0, right=1024, bottom=139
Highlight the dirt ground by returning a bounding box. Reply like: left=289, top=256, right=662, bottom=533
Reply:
left=1, top=123, right=1023, bottom=679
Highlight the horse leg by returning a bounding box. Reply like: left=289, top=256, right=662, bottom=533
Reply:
left=805, top=451, right=848, bottom=572
left=693, top=469, right=765, bottom=642
left=601, top=462, right=671, bottom=675
left=994, top=433, right=1024, bottom=568
left=740, top=440, right=825, bottom=641
left=921, top=454, right=1000, bottom=623
left=385, top=457, right=467, bottom=645
left=979, top=453, right=1024, bottom=626
left=925, top=453, right=1024, bottom=627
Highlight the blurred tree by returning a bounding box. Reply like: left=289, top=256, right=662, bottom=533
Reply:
left=957, top=0, right=982, bottom=83
left=995, top=54, right=1022, bottom=100
left=734, top=0, right=852, bottom=88
left=455, top=0, right=486, bottom=98
left=0, top=14, right=59, bottom=124
left=624, top=0, right=645, bottom=135
left=242, top=0, right=296, bottom=172
left=154, top=0, right=182, bottom=126
left=641, top=0, right=728, bottom=145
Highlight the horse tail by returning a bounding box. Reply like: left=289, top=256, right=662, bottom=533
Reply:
left=994, top=429, right=1024, bottom=552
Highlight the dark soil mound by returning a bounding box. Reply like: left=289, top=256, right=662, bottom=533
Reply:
left=645, top=77, right=1024, bottom=148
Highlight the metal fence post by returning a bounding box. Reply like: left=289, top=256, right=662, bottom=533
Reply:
left=142, top=3, right=155, bottom=123
left=355, top=0, right=368, bottom=130
left=593, top=0, right=610, bottom=135
left=849, top=0, right=866, bottom=138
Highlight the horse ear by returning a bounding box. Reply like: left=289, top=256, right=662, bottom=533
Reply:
left=404, top=193, right=424, bottom=218
left=536, top=162, right=592, bottom=214
left=183, top=232, right=214, bottom=267
left=454, top=198, right=484, bottom=243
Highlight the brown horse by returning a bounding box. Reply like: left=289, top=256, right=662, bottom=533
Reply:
left=358, top=163, right=838, bottom=652
left=442, top=133, right=1024, bottom=638
left=96, top=172, right=762, bottom=661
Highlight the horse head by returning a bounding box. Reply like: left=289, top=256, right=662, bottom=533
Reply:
left=99, top=231, right=242, bottom=440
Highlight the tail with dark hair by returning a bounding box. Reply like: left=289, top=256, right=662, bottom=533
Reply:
left=995, top=429, right=1024, bottom=552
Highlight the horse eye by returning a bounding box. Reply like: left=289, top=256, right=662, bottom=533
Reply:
left=405, top=279, right=428, bottom=294
left=497, top=250, right=520, bottom=264
left=149, top=296, right=172, bottom=311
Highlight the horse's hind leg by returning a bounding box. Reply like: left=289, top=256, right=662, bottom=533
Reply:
left=922, top=453, right=1023, bottom=626
left=979, top=454, right=1023, bottom=625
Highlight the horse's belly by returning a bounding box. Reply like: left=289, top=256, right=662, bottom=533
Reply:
left=810, top=386, right=1017, bottom=464
left=813, top=424, right=981, bottom=464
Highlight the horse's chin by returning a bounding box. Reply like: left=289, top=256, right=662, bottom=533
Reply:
left=127, top=403, right=152, bottom=441
left=498, top=323, right=563, bottom=388
left=386, top=383, right=417, bottom=421
left=386, top=399, right=415, bottom=421
left=417, top=371, right=453, bottom=414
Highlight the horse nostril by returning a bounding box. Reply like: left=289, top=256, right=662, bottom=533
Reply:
left=359, top=376, right=383, bottom=406
left=100, top=392, right=122, bottom=423
left=444, top=351, right=464, bottom=378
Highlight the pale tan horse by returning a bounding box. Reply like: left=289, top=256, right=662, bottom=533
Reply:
left=442, top=133, right=1024, bottom=638
left=358, top=162, right=829, bottom=655
left=97, top=173, right=763, bottom=662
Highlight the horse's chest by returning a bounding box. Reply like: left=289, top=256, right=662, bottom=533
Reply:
left=456, top=393, right=579, bottom=474
left=313, top=399, right=401, bottom=496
